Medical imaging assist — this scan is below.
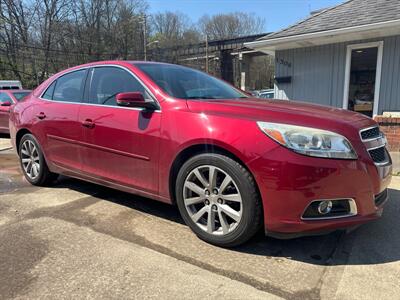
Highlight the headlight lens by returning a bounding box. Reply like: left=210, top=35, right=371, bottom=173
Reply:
left=257, top=122, right=357, bottom=159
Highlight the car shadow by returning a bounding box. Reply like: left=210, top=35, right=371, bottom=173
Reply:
left=0, top=133, right=11, bottom=139
left=50, top=175, right=400, bottom=266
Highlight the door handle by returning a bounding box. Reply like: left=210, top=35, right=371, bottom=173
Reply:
left=36, top=112, right=46, bottom=120
left=82, top=119, right=95, bottom=129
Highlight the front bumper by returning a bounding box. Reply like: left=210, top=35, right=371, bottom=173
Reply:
left=248, top=146, right=392, bottom=236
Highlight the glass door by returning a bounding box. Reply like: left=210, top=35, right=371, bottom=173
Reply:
left=347, top=47, right=378, bottom=117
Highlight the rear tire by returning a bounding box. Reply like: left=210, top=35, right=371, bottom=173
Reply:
left=176, top=153, right=262, bottom=247
left=19, top=134, right=58, bottom=186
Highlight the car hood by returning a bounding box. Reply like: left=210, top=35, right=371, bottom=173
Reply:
left=186, top=98, right=375, bottom=134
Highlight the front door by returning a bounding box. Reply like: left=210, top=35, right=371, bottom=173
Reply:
left=78, top=66, right=161, bottom=194
left=343, top=42, right=383, bottom=117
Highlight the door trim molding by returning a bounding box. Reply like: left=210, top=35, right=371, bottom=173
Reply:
left=342, top=41, right=384, bottom=117
left=47, top=134, right=150, bottom=161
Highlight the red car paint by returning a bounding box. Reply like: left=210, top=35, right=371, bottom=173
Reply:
left=0, top=89, right=31, bottom=133
left=8, top=61, right=392, bottom=236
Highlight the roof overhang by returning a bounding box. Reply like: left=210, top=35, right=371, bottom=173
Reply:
left=245, top=19, right=400, bottom=55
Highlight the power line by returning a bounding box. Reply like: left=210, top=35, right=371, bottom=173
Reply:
left=0, top=41, right=146, bottom=57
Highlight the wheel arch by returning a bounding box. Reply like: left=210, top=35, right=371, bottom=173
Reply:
left=169, top=143, right=261, bottom=206
left=15, top=128, right=33, bottom=155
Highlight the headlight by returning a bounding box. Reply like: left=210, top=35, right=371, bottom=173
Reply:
left=257, top=122, right=357, bottom=159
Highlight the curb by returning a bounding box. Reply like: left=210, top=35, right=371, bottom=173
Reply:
left=0, top=147, right=12, bottom=152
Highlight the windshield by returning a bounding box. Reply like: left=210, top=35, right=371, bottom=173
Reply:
left=134, top=63, right=247, bottom=100
left=12, top=91, right=30, bottom=101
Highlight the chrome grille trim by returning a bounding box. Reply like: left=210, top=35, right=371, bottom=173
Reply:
left=360, top=126, right=391, bottom=166
left=359, top=126, right=381, bottom=142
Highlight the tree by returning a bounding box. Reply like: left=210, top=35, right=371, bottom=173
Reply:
left=151, top=11, right=200, bottom=47
left=0, top=1, right=268, bottom=88
left=0, top=0, right=37, bottom=84
left=199, top=12, right=265, bottom=40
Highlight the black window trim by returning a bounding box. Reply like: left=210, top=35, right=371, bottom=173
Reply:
left=39, top=64, right=160, bottom=112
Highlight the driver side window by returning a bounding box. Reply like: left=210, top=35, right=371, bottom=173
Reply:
left=89, top=67, right=147, bottom=106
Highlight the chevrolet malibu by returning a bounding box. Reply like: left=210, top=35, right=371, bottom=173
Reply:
left=9, top=61, right=392, bottom=247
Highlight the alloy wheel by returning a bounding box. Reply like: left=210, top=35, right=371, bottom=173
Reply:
left=183, top=165, right=242, bottom=235
left=20, top=140, right=40, bottom=180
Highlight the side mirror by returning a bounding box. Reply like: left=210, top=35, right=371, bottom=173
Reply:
left=116, top=92, right=157, bottom=110
left=1, top=101, right=12, bottom=107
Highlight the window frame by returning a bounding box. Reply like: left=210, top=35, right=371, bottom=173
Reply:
left=39, top=65, right=159, bottom=111
left=40, top=67, right=90, bottom=103
left=84, top=66, right=159, bottom=109
left=342, top=41, right=383, bottom=117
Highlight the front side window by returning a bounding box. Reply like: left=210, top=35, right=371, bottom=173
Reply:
left=89, top=67, right=148, bottom=106
left=0, top=92, right=12, bottom=103
left=134, top=63, right=247, bottom=100
left=53, top=69, right=87, bottom=102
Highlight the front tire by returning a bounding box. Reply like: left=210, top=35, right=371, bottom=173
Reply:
left=19, top=134, right=58, bottom=186
left=176, top=153, right=262, bottom=247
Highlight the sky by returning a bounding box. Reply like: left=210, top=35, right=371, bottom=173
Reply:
left=148, top=0, right=344, bottom=33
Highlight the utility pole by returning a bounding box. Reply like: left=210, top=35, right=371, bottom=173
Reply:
left=205, top=35, right=209, bottom=73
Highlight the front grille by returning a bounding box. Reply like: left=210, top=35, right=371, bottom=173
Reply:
left=375, top=189, right=388, bottom=207
left=360, top=126, right=380, bottom=140
left=368, top=146, right=387, bottom=163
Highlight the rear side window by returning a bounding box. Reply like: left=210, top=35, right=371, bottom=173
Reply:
left=52, top=69, right=87, bottom=102
left=0, top=92, right=12, bottom=103
left=42, top=81, right=56, bottom=100
left=88, top=67, right=147, bottom=106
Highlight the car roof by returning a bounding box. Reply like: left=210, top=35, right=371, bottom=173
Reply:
left=0, top=89, right=31, bottom=93
left=61, top=60, right=181, bottom=71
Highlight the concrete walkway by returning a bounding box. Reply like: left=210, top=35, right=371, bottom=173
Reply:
left=1, top=148, right=400, bottom=299
left=390, top=152, right=400, bottom=175
left=0, top=137, right=11, bottom=151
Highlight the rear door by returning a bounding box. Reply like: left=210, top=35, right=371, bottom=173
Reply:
left=78, top=66, right=161, bottom=194
left=35, top=69, right=88, bottom=172
left=0, top=92, right=13, bottom=132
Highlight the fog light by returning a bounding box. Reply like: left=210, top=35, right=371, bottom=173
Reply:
left=317, top=200, right=333, bottom=214
left=302, top=198, right=357, bottom=220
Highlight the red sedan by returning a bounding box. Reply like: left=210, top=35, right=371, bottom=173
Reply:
left=0, top=89, right=31, bottom=134
left=9, top=61, right=392, bottom=246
